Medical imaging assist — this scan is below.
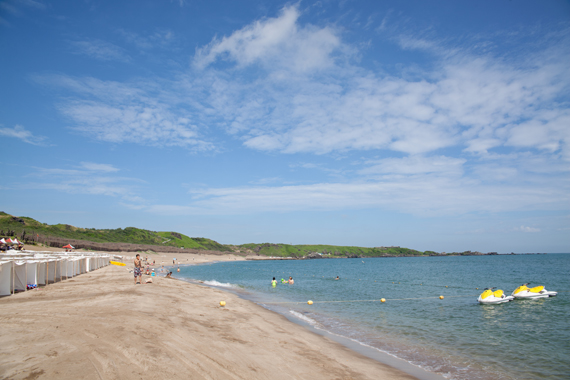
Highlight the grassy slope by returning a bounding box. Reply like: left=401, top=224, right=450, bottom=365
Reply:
left=1, top=212, right=438, bottom=257
left=0, top=212, right=230, bottom=251
left=237, top=243, right=429, bottom=257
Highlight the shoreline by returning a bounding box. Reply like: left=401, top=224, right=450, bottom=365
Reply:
left=176, top=266, right=445, bottom=380
left=1, top=249, right=423, bottom=380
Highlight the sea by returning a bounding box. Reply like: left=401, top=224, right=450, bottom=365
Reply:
left=176, top=254, right=570, bottom=380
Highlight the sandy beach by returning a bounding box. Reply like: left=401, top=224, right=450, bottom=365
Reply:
left=0, top=249, right=418, bottom=380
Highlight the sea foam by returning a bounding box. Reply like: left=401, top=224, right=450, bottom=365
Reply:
left=203, top=280, right=235, bottom=288
left=289, top=310, right=319, bottom=326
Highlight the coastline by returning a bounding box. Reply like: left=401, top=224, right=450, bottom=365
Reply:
left=177, top=261, right=446, bottom=380
left=1, top=248, right=422, bottom=380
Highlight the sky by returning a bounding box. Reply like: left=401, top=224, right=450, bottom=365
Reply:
left=1, top=0, right=569, bottom=253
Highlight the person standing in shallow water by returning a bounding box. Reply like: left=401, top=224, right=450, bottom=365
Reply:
left=134, top=254, right=143, bottom=285
left=271, top=277, right=277, bottom=287
left=288, top=276, right=294, bottom=284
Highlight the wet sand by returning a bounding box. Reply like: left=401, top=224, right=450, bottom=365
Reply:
left=0, top=250, right=418, bottom=380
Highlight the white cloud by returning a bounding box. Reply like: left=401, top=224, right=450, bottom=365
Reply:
left=69, top=39, right=131, bottom=62
left=117, top=29, right=175, bottom=50
left=194, top=5, right=343, bottom=73
left=359, top=155, right=466, bottom=176
left=61, top=100, right=202, bottom=147
left=35, top=75, right=213, bottom=150
left=190, top=6, right=570, bottom=161
left=28, top=164, right=146, bottom=207
left=0, top=124, right=47, bottom=145
left=79, top=162, right=120, bottom=172
left=29, top=6, right=569, bottom=222
left=513, top=226, right=541, bottom=233
left=143, top=172, right=566, bottom=217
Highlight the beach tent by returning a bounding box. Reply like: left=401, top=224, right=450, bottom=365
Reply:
left=0, top=261, right=13, bottom=296
left=47, top=260, right=58, bottom=283
left=63, top=244, right=74, bottom=249
left=67, top=258, right=78, bottom=277
left=26, top=261, right=38, bottom=286
left=0, top=238, right=6, bottom=245
left=37, top=261, right=47, bottom=286
left=89, top=257, right=97, bottom=271
left=58, top=259, right=67, bottom=280
left=74, top=258, right=86, bottom=276
left=5, top=238, right=12, bottom=244
left=13, top=261, right=27, bottom=292
left=55, top=260, right=61, bottom=281
left=11, top=238, right=20, bottom=245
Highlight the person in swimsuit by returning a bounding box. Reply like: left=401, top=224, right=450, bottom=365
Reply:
left=271, top=277, right=277, bottom=287
left=134, top=254, right=143, bottom=284
left=288, top=276, right=294, bottom=284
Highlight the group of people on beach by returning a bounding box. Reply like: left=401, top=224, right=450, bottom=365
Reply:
left=134, top=254, right=178, bottom=284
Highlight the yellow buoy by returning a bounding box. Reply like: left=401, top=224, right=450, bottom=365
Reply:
left=219, top=301, right=226, bottom=307
left=381, top=298, right=386, bottom=303
left=439, top=296, right=444, bottom=300
left=445, top=286, right=448, bottom=288
left=307, top=300, right=313, bottom=305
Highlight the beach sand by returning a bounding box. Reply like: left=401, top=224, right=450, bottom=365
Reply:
left=0, top=250, right=418, bottom=380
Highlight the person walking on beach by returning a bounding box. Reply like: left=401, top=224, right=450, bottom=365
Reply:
left=134, top=254, right=143, bottom=285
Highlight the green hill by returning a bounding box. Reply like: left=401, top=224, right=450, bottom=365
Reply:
left=1, top=211, right=450, bottom=257
left=236, top=243, right=429, bottom=257
left=0, top=212, right=230, bottom=251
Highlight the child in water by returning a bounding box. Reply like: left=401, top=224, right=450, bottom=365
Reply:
left=271, top=277, right=277, bottom=287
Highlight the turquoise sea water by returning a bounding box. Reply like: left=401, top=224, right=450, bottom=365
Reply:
left=177, top=254, right=570, bottom=380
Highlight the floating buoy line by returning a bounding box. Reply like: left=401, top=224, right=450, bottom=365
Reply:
left=187, top=267, right=569, bottom=305
left=259, top=294, right=481, bottom=305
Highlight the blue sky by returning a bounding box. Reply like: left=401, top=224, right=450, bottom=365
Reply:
left=1, top=0, right=569, bottom=253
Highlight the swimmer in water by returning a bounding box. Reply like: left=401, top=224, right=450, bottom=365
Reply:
left=288, top=276, right=294, bottom=284
left=335, top=276, right=340, bottom=280
left=271, top=277, right=277, bottom=287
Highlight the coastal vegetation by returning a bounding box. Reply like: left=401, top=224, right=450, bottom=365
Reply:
left=1, top=212, right=499, bottom=257
left=235, top=243, right=427, bottom=257
left=0, top=212, right=230, bottom=252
